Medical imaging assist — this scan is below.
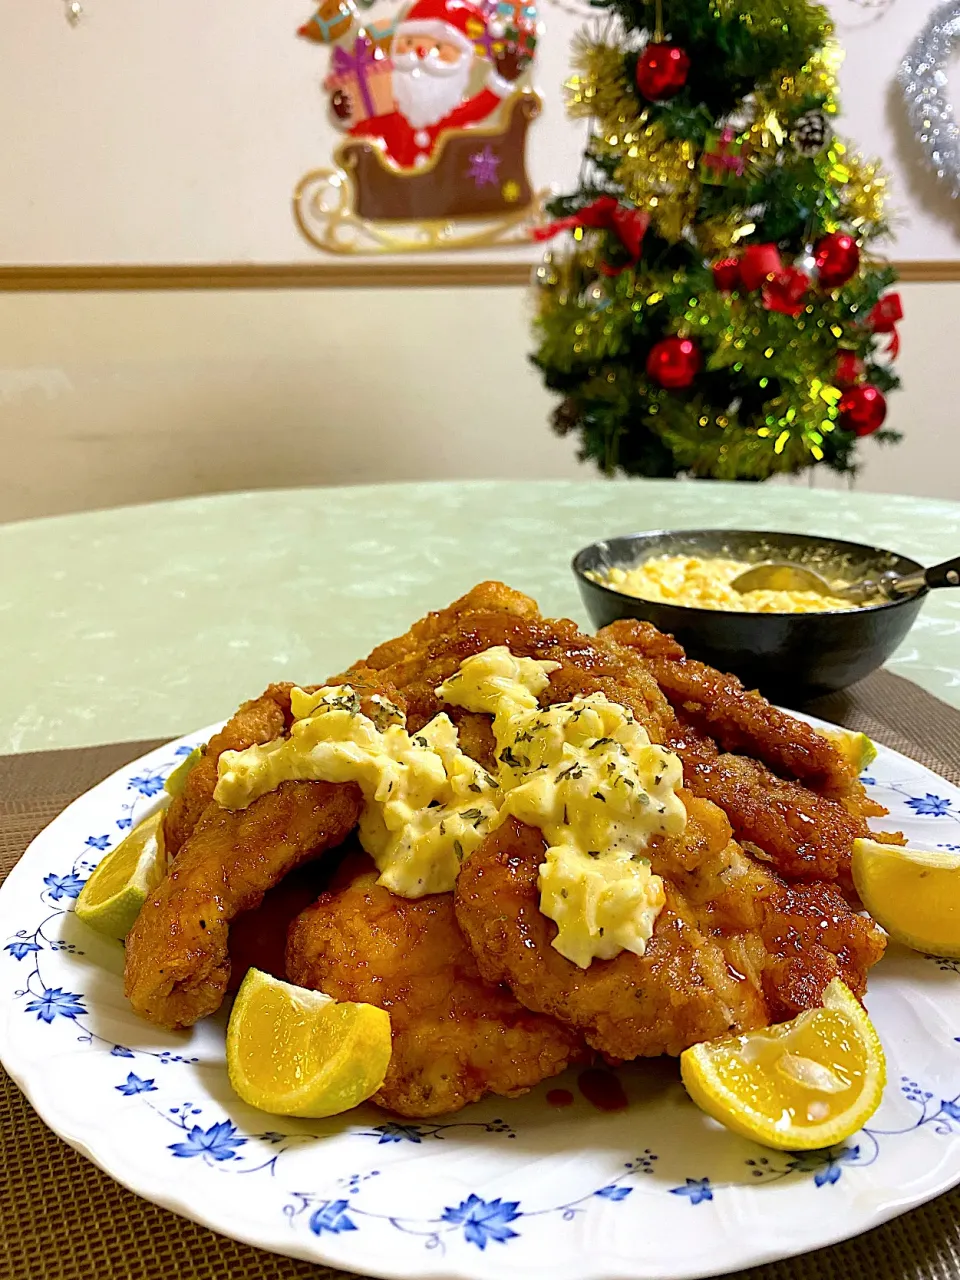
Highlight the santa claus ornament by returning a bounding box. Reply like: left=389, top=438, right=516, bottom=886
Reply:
left=294, top=0, right=542, bottom=254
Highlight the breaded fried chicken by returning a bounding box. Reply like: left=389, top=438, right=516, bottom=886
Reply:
left=287, top=855, right=585, bottom=1116
left=125, top=780, right=362, bottom=1029
left=341, top=582, right=676, bottom=773
left=600, top=620, right=862, bottom=799
left=163, top=683, right=295, bottom=857
left=455, top=807, right=884, bottom=1061
left=676, top=729, right=875, bottom=888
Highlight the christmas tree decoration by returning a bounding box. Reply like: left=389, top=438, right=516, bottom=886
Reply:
left=869, top=292, right=904, bottom=358
left=712, top=258, right=740, bottom=292
left=839, top=384, right=888, bottom=436
left=898, top=2, right=960, bottom=198
left=531, top=0, right=902, bottom=481
left=295, top=0, right=544, bottom=254
left=791, top=109, right=831, bottom=156
left=835, top=351, right=866, bottom=387
left=762, top=267, right=809, bottom=317
left=700, top=128, right=750, bottom=184
left=534, top=196, right=650, bottom=274
left=646, top=338, right=701, bottom=389
left=815, top=232, right=860, bottom=289
left=739, top=243, right=783, bottom=291
left=635, top=43, right=690, bottom=102
left=582, top=278, right=609, bottom=308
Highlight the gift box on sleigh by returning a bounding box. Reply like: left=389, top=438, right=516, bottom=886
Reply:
left=324, top=34, right=394, bottom=127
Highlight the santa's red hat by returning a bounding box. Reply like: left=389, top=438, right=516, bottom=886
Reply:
left=394, top=0, right=487, bottom=58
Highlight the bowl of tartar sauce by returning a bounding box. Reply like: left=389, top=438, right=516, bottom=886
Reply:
left=572, top=529, right=928, bottom=702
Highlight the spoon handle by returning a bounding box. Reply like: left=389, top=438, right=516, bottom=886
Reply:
left=887, top=555, right=960, bottom=597
left=924, top=555, right=960, bottom=591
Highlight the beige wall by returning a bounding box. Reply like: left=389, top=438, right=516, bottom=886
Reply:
left=1, top=281, right=956, bottom=523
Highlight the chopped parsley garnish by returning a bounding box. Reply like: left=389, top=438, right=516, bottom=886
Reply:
left=593, top=791, right=606, bottom=803
left=556, top=762, right=583, bottom=782
left=460, top=808, right=484, bottom=826
left=453, top=839, right=464, bottom=861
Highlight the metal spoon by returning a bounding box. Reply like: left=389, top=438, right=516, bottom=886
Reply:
left=730, top=554, right=960, bottom=606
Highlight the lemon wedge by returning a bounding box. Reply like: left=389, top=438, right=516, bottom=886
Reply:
left=680, top=979, right=885, bottom=1150
left=853, top=837, right=960, bottom=958
left=818, top=726, right=877, bottom=773
left=74, top=810, right=167, bottom=941
left=226, top=968, right=392, bottom=1118
left=164, top=746, right=202, bottom=797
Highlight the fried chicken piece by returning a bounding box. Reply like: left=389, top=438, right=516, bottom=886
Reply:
left=455, top=808, right=770, bottom=1060
left=125, top=780, right=362, bottom=1029
left=286, top=855, right=584, bottom=1117
left=163, top=683, right=295, bottom=857
left=758, top=880, right=886, bottom=1019
left=455, top=805, right=884, bottom=1060
left=675, top=729, right=874, bottom=888
left=600, top=620, right=863, bottom=802
left=338, top=583, right=676, bottom=773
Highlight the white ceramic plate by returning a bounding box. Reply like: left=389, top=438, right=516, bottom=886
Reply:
left=2, top=719, right=960, bottom=1280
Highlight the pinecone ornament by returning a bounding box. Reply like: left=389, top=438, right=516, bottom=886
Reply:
left=552, top=398, right=580, bottom=437
left=791, top=110, right=831, bottom=157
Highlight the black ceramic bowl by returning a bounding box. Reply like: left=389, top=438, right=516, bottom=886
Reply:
left=573, top=529, right=928, bottom=704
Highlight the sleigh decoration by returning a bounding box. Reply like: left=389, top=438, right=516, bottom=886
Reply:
left=294, top=92, right=545, bottom=254
left=293, top=0, right=545, bottom=255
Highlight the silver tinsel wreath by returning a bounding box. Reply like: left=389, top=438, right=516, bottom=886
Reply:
left=899, top=1, right=960, bottom=197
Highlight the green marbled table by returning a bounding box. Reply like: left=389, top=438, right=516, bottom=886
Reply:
left=3, top=480, right=959, bottom=755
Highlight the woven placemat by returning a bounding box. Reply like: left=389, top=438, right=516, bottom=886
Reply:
left=2, top=670, right=960, bottom=1280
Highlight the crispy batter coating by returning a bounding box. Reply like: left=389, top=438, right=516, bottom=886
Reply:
left=125, top=780, right=362, bottom=1029
left=129, top=580, right=892, bottom=1062
left=599, top=620, right=861, bottom=798
left=340, top=582, right=676, bottom=773
left=163, top=684, right=295, bottom=857
left=286, top=856, right=584, bottom=1117
left=758, top=880, right=886, bottom=1019
left=455, top=809, right=885, bottom=1060
left=455, top=811, right=771, bottom=1059
left=675, top=729, right=874, bottom=888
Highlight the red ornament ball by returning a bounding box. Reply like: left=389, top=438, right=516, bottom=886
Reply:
left=839, top=384, right=887, bottom=436
left=646, top=336, right=701, bottom=389
left=815, top=233, right=860, bottom=289
left=835, top=351, right=865, bottom=387
left=635, top=43, right=690, bottom=101
left=712, top=257, right=740, bottom=292
left=739, top=242, right=782, bottom=291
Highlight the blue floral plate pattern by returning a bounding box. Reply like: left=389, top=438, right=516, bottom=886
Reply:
left=2, top=716, right=960, bottom=1280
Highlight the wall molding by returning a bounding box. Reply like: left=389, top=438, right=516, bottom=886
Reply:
left=0, top=259, right=956, bottom=291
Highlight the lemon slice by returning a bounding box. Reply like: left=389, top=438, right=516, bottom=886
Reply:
left=164, top=746, right=202, bottom=797
left=818, top=726, right=877, bottom=772
left=226, top=968, right=392, bottom=1118
left=680, top=979, right=885, bottom=1150
left=75, top=810, right=167, bottom=941
left=853, top=837, right=960, bottom=958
